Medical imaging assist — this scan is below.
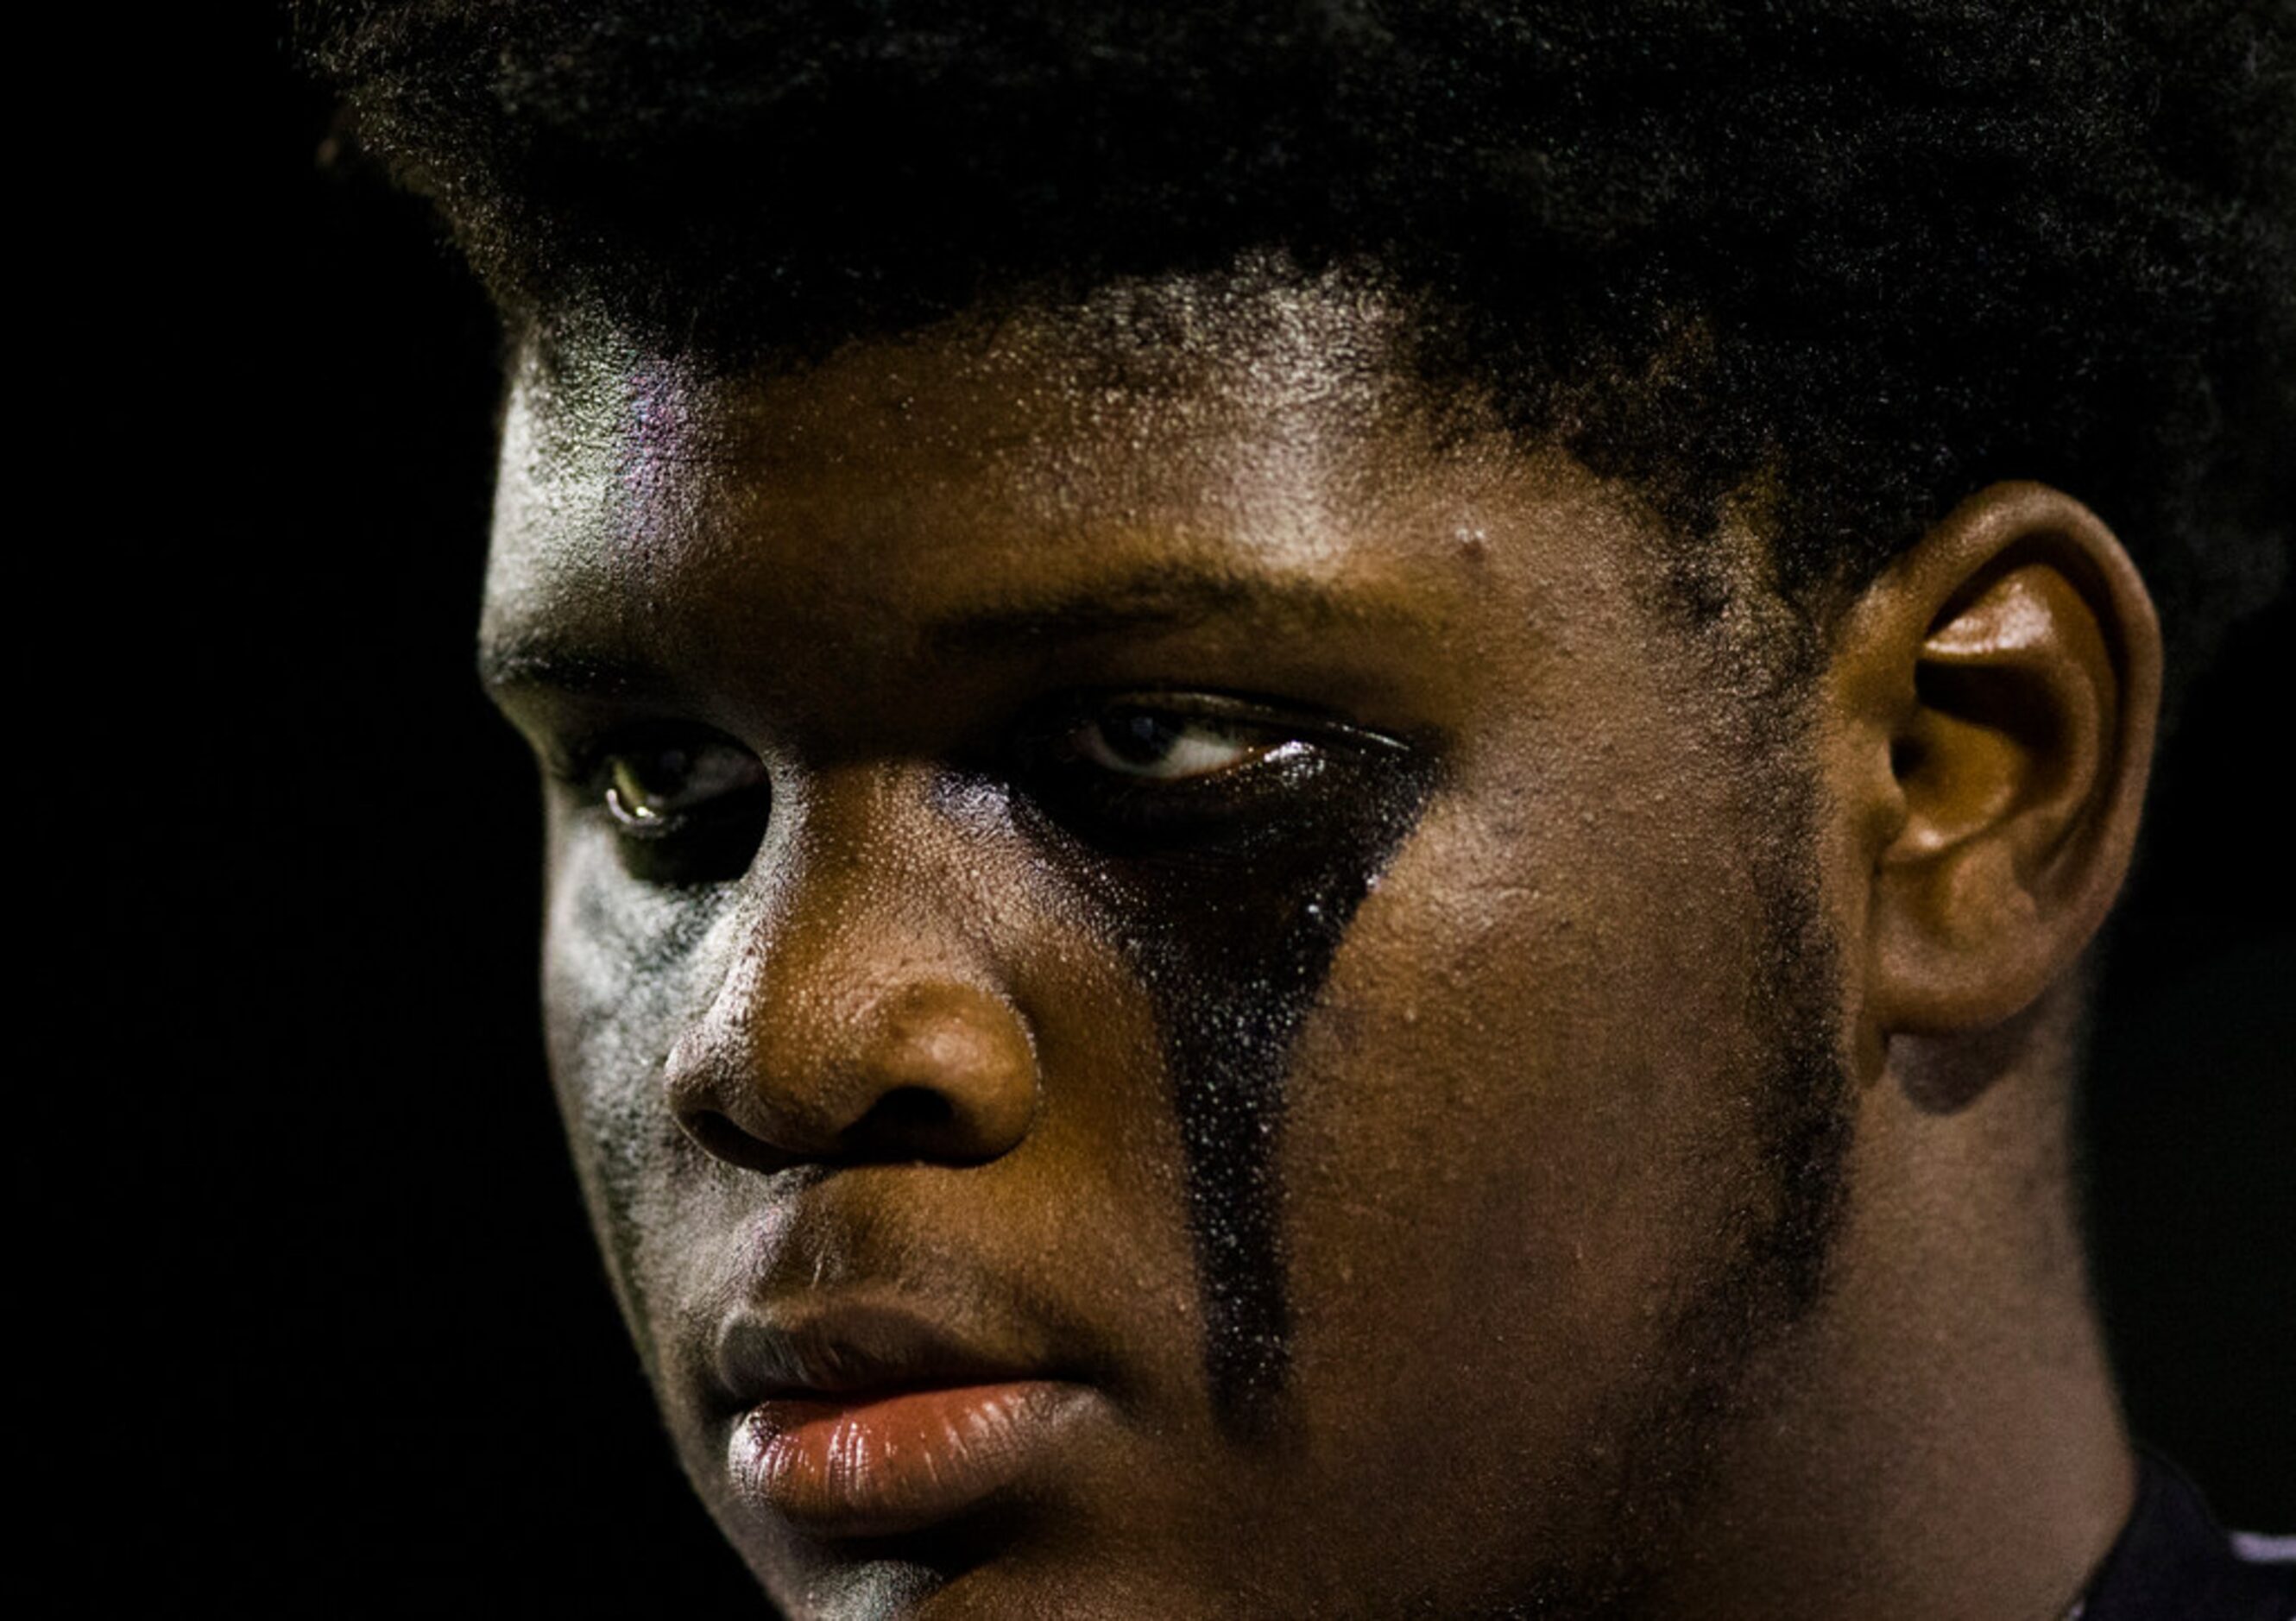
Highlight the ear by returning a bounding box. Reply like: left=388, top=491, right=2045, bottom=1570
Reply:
left=1826, top=482, right=2161, bottom=1046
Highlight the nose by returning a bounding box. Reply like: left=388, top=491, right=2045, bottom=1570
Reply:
left=661, top=774, right=1041, bottom=1174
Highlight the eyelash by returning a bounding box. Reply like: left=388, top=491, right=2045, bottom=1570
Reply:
left=558, top=693, right=1404, bottom=878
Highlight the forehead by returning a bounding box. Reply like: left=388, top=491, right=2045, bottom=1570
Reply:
left=480, top=274, right=1682, bottom=735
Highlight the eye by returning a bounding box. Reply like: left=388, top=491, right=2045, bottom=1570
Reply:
left=571, top=731, right=772, bottom=884
left=602, top=739, right=771, bottom=836
left=1068, top=705, right=1296, bottom=781
left=1017, top=692, right=1403, bottom=855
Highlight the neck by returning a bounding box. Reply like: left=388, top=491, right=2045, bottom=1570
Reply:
left=1667, top=992, right=2135, bottom=1620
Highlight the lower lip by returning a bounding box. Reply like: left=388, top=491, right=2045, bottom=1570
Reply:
left=729, top=1379, right=1092, bottom=1538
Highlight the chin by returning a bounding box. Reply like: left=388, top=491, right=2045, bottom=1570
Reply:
left=747, top=1539, right=1219, bottom=1621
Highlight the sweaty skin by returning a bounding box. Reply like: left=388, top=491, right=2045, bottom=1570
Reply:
left=482, top=270, right=2136, bottom=1619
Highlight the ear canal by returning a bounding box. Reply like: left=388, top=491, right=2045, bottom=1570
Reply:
left=1885, top=565, right=2113, bottom=893
left=1855, top=489, right=2158, bottom=1043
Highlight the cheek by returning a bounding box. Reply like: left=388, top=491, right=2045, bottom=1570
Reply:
left=540, top=829, right=735, bottom=1341
left=1271, top=754, right=1795, bottom=1550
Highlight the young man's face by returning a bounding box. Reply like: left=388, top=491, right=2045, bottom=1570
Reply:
left=483, top=278, right=1855, bottom=1618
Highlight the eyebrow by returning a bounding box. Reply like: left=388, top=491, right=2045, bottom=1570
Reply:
left=919, top=568, right=1399, bottom=659
left=476, top=640, right=670, bottom=699
left=480, top=564, right=1419, bottom=696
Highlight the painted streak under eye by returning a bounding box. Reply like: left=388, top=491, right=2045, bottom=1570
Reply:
left=565, top=698, right=1437, bottom=1435
left=1026, top=728, right=1437, bottom=1434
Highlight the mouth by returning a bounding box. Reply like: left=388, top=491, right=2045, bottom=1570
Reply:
left=716, top=1301, right=1104, bottom=1540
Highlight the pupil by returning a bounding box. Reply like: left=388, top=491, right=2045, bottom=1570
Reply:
left=1107, top=711, right=1176, bottom=766
left=636, top=747, right=691, bottom=801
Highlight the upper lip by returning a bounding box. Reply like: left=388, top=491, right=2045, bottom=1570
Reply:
left=713, top=1297, right=1061, bottom=1407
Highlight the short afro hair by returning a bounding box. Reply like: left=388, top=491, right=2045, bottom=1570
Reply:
left=304, top=0, right=2294, bottom=691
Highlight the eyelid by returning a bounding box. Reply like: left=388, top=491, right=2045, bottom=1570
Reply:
left=536, top=691, right=1406, bottom=803
left=1040, top=689, right=1411, bottom=754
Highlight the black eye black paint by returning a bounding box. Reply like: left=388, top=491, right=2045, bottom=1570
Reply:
left=606, top=702, right=1436, bottom=1436
left=1060, top=745, right=1437, bottom=1433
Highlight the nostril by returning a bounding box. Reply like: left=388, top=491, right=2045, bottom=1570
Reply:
left=678, top=1107, right=795, bottom=1174
left=842, top=1085, right=958, bottom=1157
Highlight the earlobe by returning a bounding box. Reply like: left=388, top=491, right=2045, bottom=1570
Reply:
left=1830, top=483, right=2161, bottom=1043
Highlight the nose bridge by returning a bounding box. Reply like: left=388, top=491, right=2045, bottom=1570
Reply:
left=742, top=767, right=982, bottom=1031
left=665, top=763, right=1039, bottom=1170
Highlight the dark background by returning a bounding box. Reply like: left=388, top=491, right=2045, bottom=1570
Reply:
left=48, top=11, right=2288, bottom=1611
